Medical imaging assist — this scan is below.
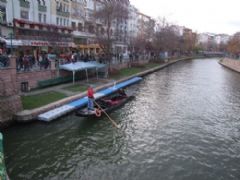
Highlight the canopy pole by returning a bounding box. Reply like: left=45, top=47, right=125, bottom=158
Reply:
left=85, top=69, right=89, bottom=82
left=73, top=71, right=75, bottom=84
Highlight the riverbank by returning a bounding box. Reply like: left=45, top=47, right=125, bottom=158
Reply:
left=15, top=57, right=191, bottom=123
left=219, top=58, right=240, bottom=73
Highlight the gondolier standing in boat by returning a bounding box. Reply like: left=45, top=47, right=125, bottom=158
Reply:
left=87, top=85, right=95, bottom=111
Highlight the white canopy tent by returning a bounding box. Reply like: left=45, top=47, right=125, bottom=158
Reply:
left=59, top=61, right=106, bottom=84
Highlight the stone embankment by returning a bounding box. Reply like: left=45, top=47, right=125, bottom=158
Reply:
left=16, top=58, right=190, bottom=122
left=219, top=58, right=240, bottom=73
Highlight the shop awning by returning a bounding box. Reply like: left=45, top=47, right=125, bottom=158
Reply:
left=59, top=61, right=106, bottom=83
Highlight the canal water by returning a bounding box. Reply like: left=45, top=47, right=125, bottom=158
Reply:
left=3, top=58, right=240, bottom=180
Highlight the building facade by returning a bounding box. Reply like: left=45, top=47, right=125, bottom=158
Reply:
left=0, top=0, right=155, bottom=58
left=0, top=0, right=74, bottom=58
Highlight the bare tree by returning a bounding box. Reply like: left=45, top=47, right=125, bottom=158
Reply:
left=94, top=0, right=129, bottom=69
left=153, top=17, right=180, bottom=56
left=227, top=32, right=240, bottom=58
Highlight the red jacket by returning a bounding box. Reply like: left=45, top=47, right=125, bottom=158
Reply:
left=87, top=87, right=94, bottom=98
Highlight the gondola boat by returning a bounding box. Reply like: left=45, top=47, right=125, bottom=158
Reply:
left=76, top=93, right=134, bottom=118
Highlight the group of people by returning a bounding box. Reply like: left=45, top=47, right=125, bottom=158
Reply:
left=0, top=49, right=10, bottom=68
left=16, top=52, right=50, bottom=72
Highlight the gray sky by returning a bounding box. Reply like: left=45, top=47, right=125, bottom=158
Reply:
left=131, top=0, right=240, bottom=35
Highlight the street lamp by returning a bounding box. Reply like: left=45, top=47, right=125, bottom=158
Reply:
left=8, top=32, right=13, bottom=55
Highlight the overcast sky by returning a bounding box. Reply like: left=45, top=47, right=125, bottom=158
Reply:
left=131, top=0, right=240, bottom=35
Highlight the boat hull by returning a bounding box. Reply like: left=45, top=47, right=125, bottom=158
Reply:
left=76, top=95, right=134, bottom=118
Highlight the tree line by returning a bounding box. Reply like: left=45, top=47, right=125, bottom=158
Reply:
left=94, top=0, right=239, bottom=64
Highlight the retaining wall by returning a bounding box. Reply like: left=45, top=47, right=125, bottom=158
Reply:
left=0, top=57, right=22, bottom=125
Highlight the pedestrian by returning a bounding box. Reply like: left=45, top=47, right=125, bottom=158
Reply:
left=23, top=55, right=29, bottom=71
left=87, top=85, right=95, bottom=111
left=39, top=54, right=43, bottom=70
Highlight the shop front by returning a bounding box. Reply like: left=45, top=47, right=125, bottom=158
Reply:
left=12, top=18, right=75, bottom=61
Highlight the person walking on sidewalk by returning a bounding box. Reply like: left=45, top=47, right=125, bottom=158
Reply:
left=87, top=85, right=95, bottom=111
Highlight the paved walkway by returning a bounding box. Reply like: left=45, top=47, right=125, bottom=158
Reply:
left=21, top=78, right=115, bottom=96
left=219, top=58, right=240, bottom=73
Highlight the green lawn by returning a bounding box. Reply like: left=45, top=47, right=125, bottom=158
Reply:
left=63, top=84, right=88, bottom=92
left=111, top=62, right=162, bottom=79
left=21, top=91, right=66, bottom=110
left=144, top=62, right=163, bottom=69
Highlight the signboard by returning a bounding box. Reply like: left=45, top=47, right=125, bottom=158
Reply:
left=6, top=39, right=23, bottom=46
left=6, top=40, right=75, bottom=47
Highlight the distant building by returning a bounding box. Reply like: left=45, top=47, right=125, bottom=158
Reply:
left=214, top=34, right=230, bottom=45
left=197, top=33, right=230, bottom=51
left=170, top=25, right=185, bottom=37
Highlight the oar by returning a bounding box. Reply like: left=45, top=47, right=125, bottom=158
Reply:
left=94, top=100, right=119, bottom=129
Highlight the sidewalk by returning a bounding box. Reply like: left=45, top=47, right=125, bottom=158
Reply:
left=219, top=58, right=240, bottom=73
left=21, top=78, right=114, bottom=97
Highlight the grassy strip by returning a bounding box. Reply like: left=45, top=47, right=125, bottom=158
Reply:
left=63, top=84, right=88, bottom=92
left=21, top=91, right=66, bottom=110
left=111, top=62, right=163, bottom=79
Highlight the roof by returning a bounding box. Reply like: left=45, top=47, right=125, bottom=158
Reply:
left=59, top=61, right=106, bottom=72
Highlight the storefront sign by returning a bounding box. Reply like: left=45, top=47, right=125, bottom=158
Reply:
left=21, top=40, right=75, bottom=47
left=6, top=39, right=75, bottom=47
left=30, top=41, right=49, bottom=46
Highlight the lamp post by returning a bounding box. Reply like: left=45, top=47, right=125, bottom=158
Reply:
left=8, top=32, right=13, bottom=55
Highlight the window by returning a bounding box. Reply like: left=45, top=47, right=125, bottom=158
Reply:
left=43, top=14, right=46, bottom=23
left=30, top=24, right=34, bottom=29
left=38, top=13, right=42, bottom=22
left=63, top=19, right=66, bottom=26
left=20, top=10, right=29, bottom=20
left=56, top=17, right=59, bottom=25
left=60, top=18, right=62, bottom=26
left=78, top=23, right=82, bottom=31
left=72, top=22, right=76, bottom=29
left=20, top=23, right=24, bottom=28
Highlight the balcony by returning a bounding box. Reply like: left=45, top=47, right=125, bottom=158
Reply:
left=0, top=0, right=7, bottom=3
left=57, top=11, right=70, bottom=17
left=19, top=0, right=30, bottom=8
left=38, top=5, right=47, bottom=12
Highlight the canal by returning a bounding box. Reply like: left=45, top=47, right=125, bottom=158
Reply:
left=3, top=58, right=240, bottom=180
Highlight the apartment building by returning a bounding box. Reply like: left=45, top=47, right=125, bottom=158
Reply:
left=0, top=0, right=73, bottom=58
left=0, top=0, right=155, bottom=56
